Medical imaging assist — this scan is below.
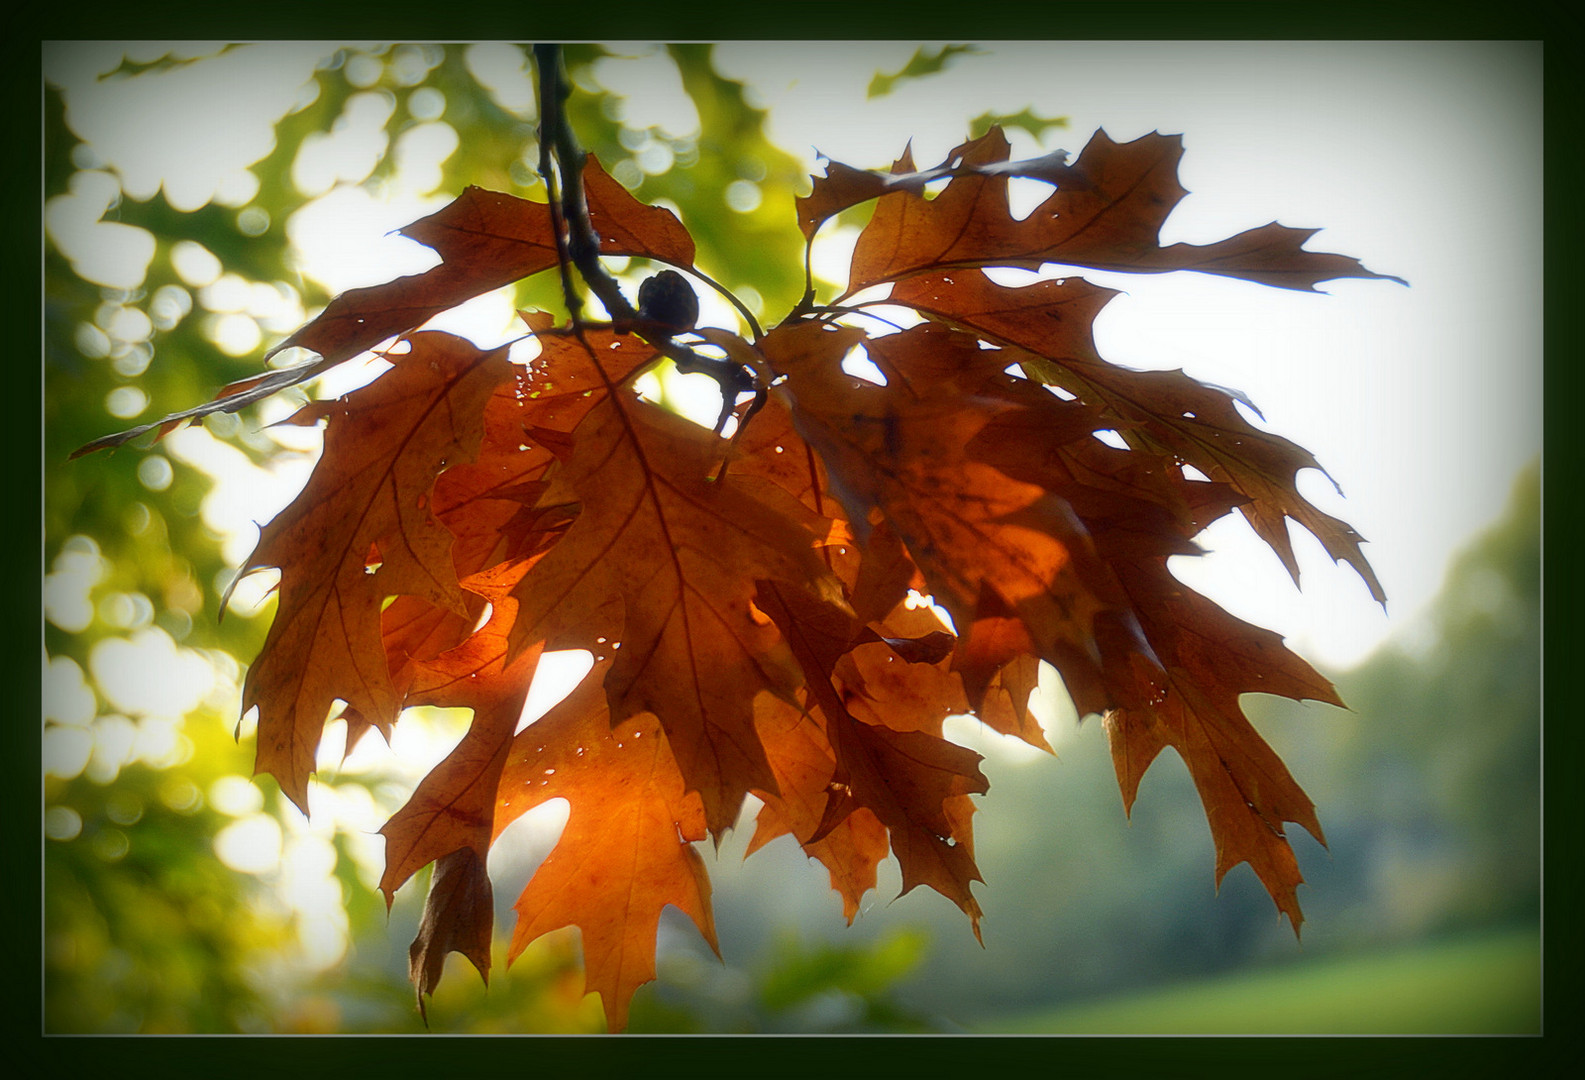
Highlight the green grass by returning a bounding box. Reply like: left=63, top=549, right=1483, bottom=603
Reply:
left=979, top=926, right=1541, bottom=1035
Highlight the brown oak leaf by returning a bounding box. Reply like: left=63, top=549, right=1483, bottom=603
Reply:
left=496, top=669, right=718, bottom=1033
left=240, top=332, right=511, bottom=811
left=69, top=106, right=1403, bottom=1027
left=505, top=339, right=845, bottom=835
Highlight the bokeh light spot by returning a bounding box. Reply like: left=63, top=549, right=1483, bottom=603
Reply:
left=236, top=206, right=270, bottom=236
left=408, top=86, right=445, bottom=121
left=105, top=386, right=148, bottom=418
left=209, top=775, right=265, bottom=817
left=44, top=654, right=98, bottom=726
left=137, top=454, right=173, bottom=491
left=215, top=814, right=282, bottom=874
left=86, top=714, right=138, bottom=784
left=45, top=806, right=84, bottom=842
left=725, top=179, right=762, bottom=214
left=43, top=725, right=94, bottom=781
left=88, top=627, right=215, bottom=718
left=171, top=240, right=222, bottom=287
left=92, top=828, right=130, bottom=862
left=44, top=537, right=107, bottom=634
left=210, top=312, right=263, bottom=356
left=149, top=284, right=193, bottom=330
left=74, top=322, right=111, bottom=359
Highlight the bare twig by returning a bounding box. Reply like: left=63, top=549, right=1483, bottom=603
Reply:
left=534, top=44, right=637, bottom=326
left=531, top=44, right=758, bottom=413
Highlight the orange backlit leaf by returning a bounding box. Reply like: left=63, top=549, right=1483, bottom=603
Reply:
left=70, top=156, right=691, bottom=456
left=69, top=113, right=1400, bottom=1028
left=753, top=581, right=989, bottom=934
left=379, top=560, right=545, bottom=903
left=496, top=670, right=717, bottom=1033
left=240, top=332, right=511, bottom=812
left=1103, top=556, right=1342, bottom=932
left=505, top=339, right=845, bottom=835
left=749, top=696, right=892, bottom=924
left=890, top=268, right=1382, bottom=600
left=272, top=155, right=692, bottom=373
left=843, top=127, right=1404, bottom=296
left=761, top=321, right=1128, bottom=714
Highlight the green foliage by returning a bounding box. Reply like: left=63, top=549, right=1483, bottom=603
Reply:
left=661, top=44, right=810, bottom=316
left=627, top=929, right=941, bottom=1033
left=988, top=927, right=1540, bottom=1034
left=967, top=106, right=1070, bottom=141
left=102, top=45, right=246, bottom=80
left=866, top=45, right=983, bottom=99
left=753, top=929, right=936, bottom=1030
left=45, top=709, right=287, bottom=1032
left=1300, top=459, right=1542, bottom=932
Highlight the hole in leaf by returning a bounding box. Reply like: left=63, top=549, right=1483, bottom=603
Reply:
left=841, top=344, right=886, bottom=386
left=514, top=650, right=595, bottom=735
left=1006, top=176, right=1056, bottom=222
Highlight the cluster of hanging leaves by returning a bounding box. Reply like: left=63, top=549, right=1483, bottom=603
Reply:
left=78, top=124, right=1398, bottom=1031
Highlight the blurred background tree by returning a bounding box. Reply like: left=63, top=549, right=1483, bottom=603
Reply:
left=42, top=41, right=1540, bottom=1034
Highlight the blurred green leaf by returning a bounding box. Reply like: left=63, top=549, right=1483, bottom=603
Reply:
left=758, top=927, right=927, bottom=1010
left=867, top=45, right=983, bottom=99
left=968, top=106, right=1070, bottom=141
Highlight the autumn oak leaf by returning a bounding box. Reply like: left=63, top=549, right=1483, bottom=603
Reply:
left=889, top=269, right=1383, bottom=599
left=496, top=671, right=719, bottom=1034
left=70, top=109, right=1402, bottom=1032
left=505, top=335, right=846, bottom=835
left=839, top=127, right=1405, bottom=296
left=240, top=332, right=511, bottom=812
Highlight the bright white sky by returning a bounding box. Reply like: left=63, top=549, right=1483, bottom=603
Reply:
left=47, top=40, right=1542, bottom=674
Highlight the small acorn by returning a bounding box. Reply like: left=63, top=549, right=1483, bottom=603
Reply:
left=637, top=269, right=700, bottom=334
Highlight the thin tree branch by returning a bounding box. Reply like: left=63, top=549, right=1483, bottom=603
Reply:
left=534, top=44, right=636, bottom=325
left=532, top=44, right=758, bottom=407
